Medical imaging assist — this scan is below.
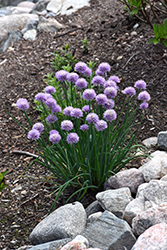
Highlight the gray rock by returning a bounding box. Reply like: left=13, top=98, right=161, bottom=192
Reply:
left=96, top=188, right=133, bottom=218
left=81, top=211, right=136, bottom=250
left=158, top=131, right=167, bottom=149
left=139, top=150, right=167, bottom=182
left=0, top=13, right=38, bottom=42
left=58, top=0, right=90, bottom=16
left=161, top=174, right=167, bottom=181
left=0, top=30, right=22, bottom=53
left=30, top=201, right=87, bottom=244
left=136, top=183, right=149, bottom=198
left=107, top=168, right=145, bottom=194
left=131, top=223, right=167, bottom=250
left=85, top=200, right=104, bottom=217
left=31, top=0, right=50, bottom=13
left=0, top=7, right=12, bottom=16
left=23, top=29, right=37, bottom=40
left=37, top=16, right=64, bottom=32
left=10, top=6, right=32, bottom=14
left=46, top=0, right=62, bottom=14
left=132, top=203, right=167, bottom=236
left=17, top=246, right=33, bottom=250
left=17, top=1, right=35, bottom=9
left=26, top=238, right=71, bottom=250
left=123, top=197, right=145, bottom=225
left=137, top=180, right=167, bottom=205
left=142, top=137, right=157, bottom=147
left=21, top=17, right=39, bottom=34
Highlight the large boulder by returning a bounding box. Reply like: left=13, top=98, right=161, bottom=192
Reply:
left=30, top=202, right=87, bottom=245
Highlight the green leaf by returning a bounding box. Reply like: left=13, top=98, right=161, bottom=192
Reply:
left=162, top=40, right=167, bottom=48
left=130, top=8, right=139, bottom=15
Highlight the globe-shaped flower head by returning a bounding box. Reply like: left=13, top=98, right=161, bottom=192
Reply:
left=108, top=75, right=120, bottom=84
left=103, top=99, right=115, bottom=110
left=86, top=113, right=99, bottom=124
left=104, top=80, right=118, bottom=90
left=104, top=87, right=117, bottom=98
left=71, top=108, right=83, bottom=118
left=95, top=120, right=108, bottom=131
left=44, top=86, right=56, bottom=94
left=92, top=76, right=105, bottom=86
left=140, top=102, right=149, bottom=110
left=35, top=93, right=47, bottom=102
left=16, top=98, right=29, bottom=111
left=103, top=109, right=117, bottom=122
left=28, top=129, right=40, bottom=140
left=138, top=91, right=150, bottom=101
left=49, top=133, right=61, bottom=144
left=74, top=62, right=87, bottom=74
left=134, top=80, right=146, bottom=90
left=55, top=70, right=68, bottom=82
left=80, top=124, right=89, bottom=131
left=96, top=94, right=108, bottom=105
left=98, top=62, right=111, bottom=73
left=32, top=122, right=44, bottom=133
left=61, top=120, right=73, bottom=131
left=46, top=114, right=58, bottom=123
left=82, top=105, right=90, bottom=113
left=67, top=72, right=79, bottom=84
left=75, top=78, right=88, bottom=89
left=83, top=89, right=96, bottom=101
left=123, top=87, right=136, bottom=96
left=63, top=106, right=74, bottom=117
left=67, top=133, right=79, bottom=144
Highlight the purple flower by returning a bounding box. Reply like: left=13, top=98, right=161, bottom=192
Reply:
left=28, top=129, right=40, bottom=140
left=55, top=70, right=68, bottom=82
left=71, top=108, right=83, bottom=118
left=104, top=87, right=117, bottom=98
left=103, top=99, right=115, bottom=109
left=63, top=106, right=74, bottom=116
left=75, top=78, right=88, bottom=89
left=95, top=120, right=108, bottom=131
left=83, top=67, right=92, bottom=76
left=108, top=75, right=120, bottom=83
left=138, top=91, right=150, bottom=101
left=35, top=93, right=47, bottom=102
left=86, top=113, right=99, bottom=124
left=98, top=62, right=111, bottom=73
left=103, top=109, right=117, bottom=122
left=80, top=124, right=89, bottom=131
left=51, top=104, right=62, bottom=114
left=32, top=122, right=44, bottom=133
left=45, top=98, right=57, bottom=109
left=95, top=69, right=104, bottom=77
left=49, top=133, right=61, bottom=144
left=74, top=62, right=87, bottom=74
left=44, top=86, right=56, bottom=94
left=82, top=105, right=90, bottom=112
left=92, top=76, right=105, bottom=86
left=16, top=98, right=29, bottom=111
left=67, top=133, right=79, bottom=144
left=83, top=89, right=96, bottom=101
left=44, top=93, right=52, bottom=100
left=140, top=102, right=149, bottom=110
left=104, top=80, right=118, bottom=90
left=123, top=87, right=136, bottom=96
left=61, top=120, right=73, bottom=131
left=46, top=114, right=58, bottom=123
left=96, top=94, right=108, bottom=105
left=49, top=130, right=59, bottom=135
left=134, top=80, right=146, bottom=90
left=67, top=72, right=79, bottom=83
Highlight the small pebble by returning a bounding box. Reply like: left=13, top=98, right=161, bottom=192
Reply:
left=131, top=31, right=137, bottom=36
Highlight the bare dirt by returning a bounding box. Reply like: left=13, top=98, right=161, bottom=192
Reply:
left=0, top=0, right=167, bottom=249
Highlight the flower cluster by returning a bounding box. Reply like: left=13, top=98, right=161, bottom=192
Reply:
left=16, top=62, right=150, bottom=146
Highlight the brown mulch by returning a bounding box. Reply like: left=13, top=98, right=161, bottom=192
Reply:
left=1, top=0, right=167, bottom=249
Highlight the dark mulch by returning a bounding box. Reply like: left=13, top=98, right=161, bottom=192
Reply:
left=0, top=0, right=167, bottom=249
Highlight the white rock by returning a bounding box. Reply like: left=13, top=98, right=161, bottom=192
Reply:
left=139, top=150, right=167, bottom=182
left=23, top=29, right=37, bottom=40
left=17, top=1, right=35, bottom=9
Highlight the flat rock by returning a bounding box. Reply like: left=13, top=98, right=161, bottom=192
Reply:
left=139, top=150, right=167, bottom=182
left=30, top=201, right=87, bottom=245
left=107, top=168, right=145, bottom=193
left=37, top=16, right=64, bottom=32
left=25, top=238, right=71, bottom=250
left=157, top=131, right=167, bottom=149
left=81, top=211, right=136, bottom=250
left=131, top=223, right=167, bottom=250
left=96, top=188, right=133, bottom=218
left=142, top=137, right=157, bottom=147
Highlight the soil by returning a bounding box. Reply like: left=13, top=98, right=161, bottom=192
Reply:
left=0, top=0, right=167, bottom=249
